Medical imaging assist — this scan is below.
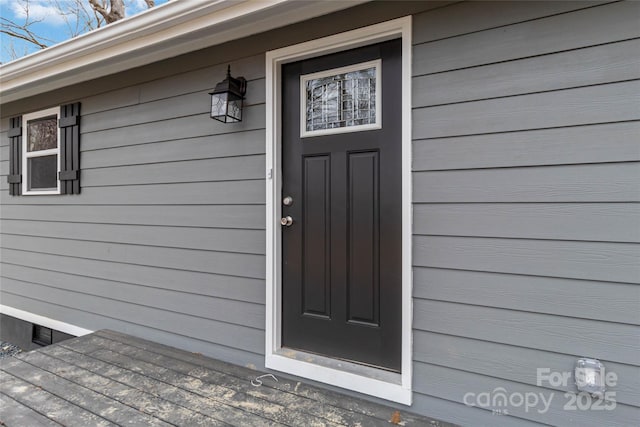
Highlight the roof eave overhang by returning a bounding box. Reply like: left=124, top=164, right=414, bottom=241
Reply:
left=0, top=0, right=367, bottom=104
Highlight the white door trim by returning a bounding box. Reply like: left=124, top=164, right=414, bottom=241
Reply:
left=265, top=16, right=412, bottom=405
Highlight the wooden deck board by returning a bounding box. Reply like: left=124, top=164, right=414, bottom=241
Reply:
left=1, top=355, right=172, bottom=427
left=0, top=367, right=115, bottom=427
left=82, top=337, right=388, bottom=426
left=41, top=346, right=264, bottom=426
left=97, top=329, right=438, bottom=426
left=14, top=349, right=221, bottom=427
left=0, top=330, right=453, bottom=427
left=0, top=393, right=61, bottom=427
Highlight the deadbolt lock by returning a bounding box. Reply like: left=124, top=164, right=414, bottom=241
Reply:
left=283, top=196, right=294, bottom=206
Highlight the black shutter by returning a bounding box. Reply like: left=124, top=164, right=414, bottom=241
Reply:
left=7, top=116, right=22, bottom=196
left=59, top=102, right=81, bottom=194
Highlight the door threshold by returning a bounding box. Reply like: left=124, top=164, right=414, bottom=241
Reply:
left=267, top=348, right=411, bottom=405
left=276, top=347, right=401, bottom=384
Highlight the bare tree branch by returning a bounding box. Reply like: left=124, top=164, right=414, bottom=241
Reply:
left=2, top=0, right=160, bottom=61
left=0, top=28, right=48, bottom=49
left=88, top=0, right=125, bottom=24
left=87, top=0, right=108, bottom=21
left=51, top=0, right=100, bottom=37
left=0, top=1, right=53, bottom=50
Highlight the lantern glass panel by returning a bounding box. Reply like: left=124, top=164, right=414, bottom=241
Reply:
left=226, top=93, right=243, bottom=123
left=211, top=92, right=229, bottom=122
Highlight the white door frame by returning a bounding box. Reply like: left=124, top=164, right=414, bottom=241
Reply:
left=265, top=16, right=413, bottom=405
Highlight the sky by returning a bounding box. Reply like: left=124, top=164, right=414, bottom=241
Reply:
left=0, top=0, right=169, bottom=64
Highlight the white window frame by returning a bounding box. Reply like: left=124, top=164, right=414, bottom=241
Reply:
left=265, top=16, right=413, bottom=405
left=300, top=59, right=382, bottom=138
left=22, top=107, right=61, bottom=196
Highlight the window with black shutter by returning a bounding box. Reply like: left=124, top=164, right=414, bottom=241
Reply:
left=6, top=102, right=81, bottom=195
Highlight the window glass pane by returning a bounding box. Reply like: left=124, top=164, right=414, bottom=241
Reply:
left=305, top=65, right=377, bottom=133
left=27, top=116, right=57, bottom=152
left=28, top=155, right=57, bottom=190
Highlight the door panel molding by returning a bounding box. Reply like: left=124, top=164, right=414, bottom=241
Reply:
left=302, top=154, right=331, bottom=317
left=348, top=150, right=380, bottom=326
left=265, top=16, right=413, bottom=405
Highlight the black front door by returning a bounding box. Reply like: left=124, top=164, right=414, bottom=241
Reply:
left=281, top=39, right=402, bottom=371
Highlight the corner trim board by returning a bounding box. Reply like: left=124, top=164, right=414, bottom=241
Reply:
left=0, top=305, right=94, bottom=338
left=265, top=16, right=413, bottom=405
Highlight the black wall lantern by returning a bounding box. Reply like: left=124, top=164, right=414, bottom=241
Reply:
left=209, top=65, right=247, bottom=123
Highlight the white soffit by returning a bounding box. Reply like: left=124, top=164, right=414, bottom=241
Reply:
left=0, top=0, right=366, bottom=103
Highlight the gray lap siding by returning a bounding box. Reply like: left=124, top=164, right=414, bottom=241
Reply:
left=409, top=1, right=640, bottom=425
left=1, top=1, right=638, bottom=426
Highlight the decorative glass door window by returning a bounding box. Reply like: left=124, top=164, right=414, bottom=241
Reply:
left=300, top=59, right=381, bottom=137
left=22, top=107, right=60, bottom=195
